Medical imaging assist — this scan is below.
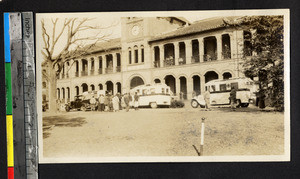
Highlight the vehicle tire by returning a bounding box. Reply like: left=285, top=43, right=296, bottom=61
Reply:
left=241, top=103, right=249, bottom=108
left=150, top=102, right=158, bottom=109
left=65, top=105, right=70, bottom=112
left=199, top=104, right=205, bottom=108
left=191, top=100, right=199, bottom=108
left=236, top=99, right=242, bottom=108
left=80, top=105, right=86, bottom=112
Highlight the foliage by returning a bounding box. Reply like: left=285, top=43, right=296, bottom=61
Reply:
left=239, top=16, right=284, bottom=111
left=170, top=100, right=185, bottom=108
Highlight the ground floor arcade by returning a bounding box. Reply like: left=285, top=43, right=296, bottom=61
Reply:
left=56, top=59, right=240, bottom=102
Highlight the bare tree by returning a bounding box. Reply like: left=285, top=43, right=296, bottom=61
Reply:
left=41, top=18, right=117, bottom=113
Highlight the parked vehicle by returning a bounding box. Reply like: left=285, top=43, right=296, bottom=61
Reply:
left=65, top=91, right=98, bottom=112
left=42, top=100, right=49, bottom=112
left=191, top=95, right=206, bottom=108
left=191, top=77, right=258, bottom=108
left=130, top=83, right=172, bottom=108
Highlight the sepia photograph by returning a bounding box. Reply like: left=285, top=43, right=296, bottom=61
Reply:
left=36, top=9, right=290, bottom=163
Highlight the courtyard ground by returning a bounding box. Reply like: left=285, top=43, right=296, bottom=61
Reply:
left=42, top=103, right=284, bottom=158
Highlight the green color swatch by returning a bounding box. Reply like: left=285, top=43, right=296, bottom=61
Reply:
left=5, top=63, right=12, bottom=115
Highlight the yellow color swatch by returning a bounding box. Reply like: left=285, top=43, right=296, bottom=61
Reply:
left=6, top=115, right=14, bottom=167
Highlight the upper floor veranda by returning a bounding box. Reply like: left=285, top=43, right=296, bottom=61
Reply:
left=56, top=25, right=253, bottom=81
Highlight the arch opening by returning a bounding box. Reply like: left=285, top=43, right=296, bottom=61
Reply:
left=165, top=75, right=176, bottom=94
left=205, top=71, right=219, bottom=83
left=192, top=75, right=201, bottom=95
left=130, top=76, right=144, bottom=89
left=223, top=72, right=232, bottom=80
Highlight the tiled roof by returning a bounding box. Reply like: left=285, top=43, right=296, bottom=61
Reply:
left=88, top=38, right=121, bottom=54
left=149, top=16, right=241, bottom=42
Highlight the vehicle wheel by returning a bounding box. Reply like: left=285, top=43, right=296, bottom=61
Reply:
left=241, top=103, right=249, bottom=108
left=80, top=105, right=86, bottom=112
left=65, top=106, right=70, bottom=112
left=236, top=99, right=242, bottom=108
left=191, top=100, right=199, bottom=108
left=150, top=102, right=158, bottom=109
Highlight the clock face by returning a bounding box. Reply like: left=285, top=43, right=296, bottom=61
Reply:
left=131, top=25, right=140, bottom=36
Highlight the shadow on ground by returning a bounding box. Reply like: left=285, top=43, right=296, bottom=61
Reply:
left=43, top=115, right=87, bottom=139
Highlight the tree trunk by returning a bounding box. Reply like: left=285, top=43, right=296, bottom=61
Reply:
left=48, top=65, right=58, bottom=113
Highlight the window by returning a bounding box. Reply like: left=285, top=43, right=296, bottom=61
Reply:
left=150, top=88, right=155, bottom=94
left=129, top=50, right=132, bottom=64
left=135, top=49, right=138, bottom=63
left=231, top=82, right=238, bottom=90
left=143, top=89, right=147, bottom=95
left=220, top=84, right=227, bottom=91
left=211, top=85, right=216, bottom=92
left=91, top=58, right=94, bottom=68
left=42, top=82, right=47, bottom=88
left=141, top=46, right=144, bottom=63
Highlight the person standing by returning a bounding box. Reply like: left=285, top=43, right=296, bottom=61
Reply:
left=134, top=92, right=139, bottom=110
left=112, top=95, right=120, bottom=112
left=129, top=93, right=133, bottom=109
left=230, top=86, right=237, bottom=111
left=56, top=99, right=61, bottom=112
left=258, top=89, right=266, bottom=110
left=203, top=89, right=211, bottom=111
left=104, top=94, right=109, bottom=112
left=107, top=92, right=113, bottom=112
left=117, top=92, right=122, bottom=110
left=180, top=91, right=184, bottom=100
left=124, top=93, right=130, bottom=112
left=98, top=94, right=105, bottom=112
left=90, top=96, right=97, bottom=111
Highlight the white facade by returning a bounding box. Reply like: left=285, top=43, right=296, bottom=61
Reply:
left=55, top=17, right=249, bottom=102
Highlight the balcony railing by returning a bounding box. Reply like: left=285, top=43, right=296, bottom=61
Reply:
left=191, top=55, right=200, bottom=63
left=154, top=61, right=160, bottom=68
left=66, top=73, right=69, bottom=78
left=164, top=57, right=175, bottom=67
left=222, top=49, right=231, bottom=59
left=116, top=66, right=121, bottom=72
left=203, top=53, right=217, bottom=62
left=178, top=57, right=186, bottom=65
left=105, top=68, right=113, bottom=74
left=61, top=74, right=65, bottom=79
left=75, top=71, right=79, bottom=77
left=90, top=69, right=94, bottom=75
left=81, top=71, right=88, bottom=76
left=98, top=68, right=103, bottom=74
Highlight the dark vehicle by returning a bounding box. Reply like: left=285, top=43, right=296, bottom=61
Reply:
left=65, top=92, right=98, bottom=112
left=42, top=100, right=49, bottom=112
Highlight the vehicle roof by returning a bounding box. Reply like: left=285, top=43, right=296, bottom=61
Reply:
left=205, top=77, right=254, bottom=85
left=131, top=83, right=169, bottom=89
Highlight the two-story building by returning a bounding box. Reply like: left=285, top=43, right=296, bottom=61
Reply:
left=54, top=16, right=252, bottom=102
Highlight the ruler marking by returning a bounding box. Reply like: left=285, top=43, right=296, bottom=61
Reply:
left=22, top=12, right=38, bottom=179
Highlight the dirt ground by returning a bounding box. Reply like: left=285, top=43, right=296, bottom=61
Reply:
left=42, top=104, right=284, bottom=158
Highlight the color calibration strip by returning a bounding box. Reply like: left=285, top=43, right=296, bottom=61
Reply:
left=4, top=12, right=37, bottom=179
left=4, top=12, right=14, bottom=179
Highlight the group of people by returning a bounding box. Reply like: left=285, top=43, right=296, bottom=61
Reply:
left=89, top=91, right=140, bottom=112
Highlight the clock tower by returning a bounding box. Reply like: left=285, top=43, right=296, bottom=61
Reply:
left=120, top=17, right=189, bottom=71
